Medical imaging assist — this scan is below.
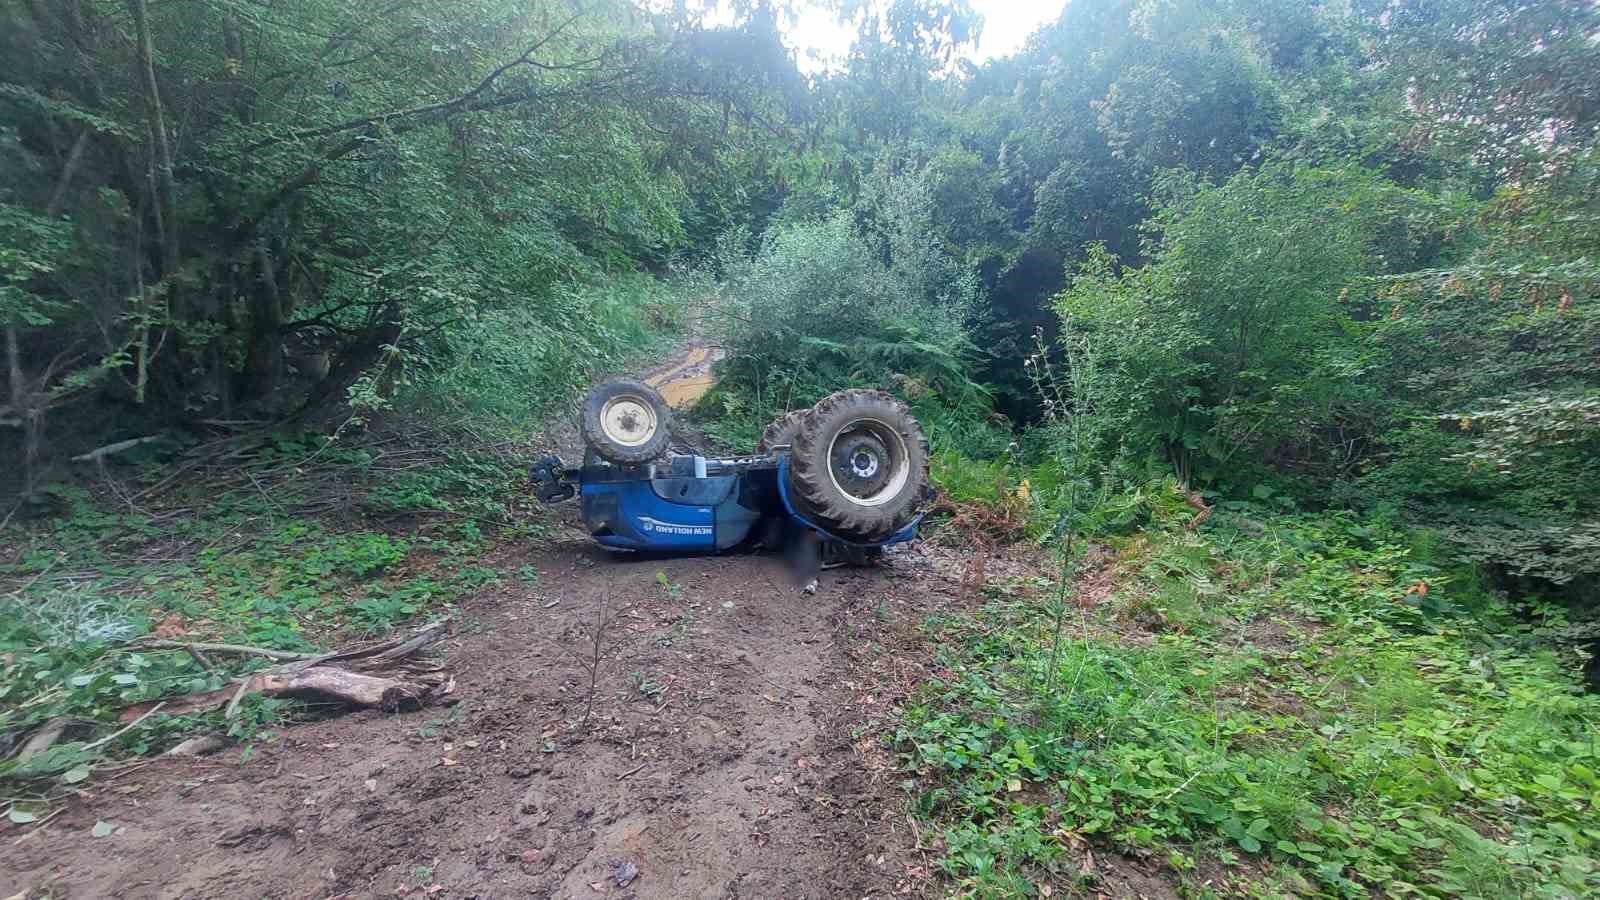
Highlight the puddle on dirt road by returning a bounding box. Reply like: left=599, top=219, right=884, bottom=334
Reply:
left=645, top=343, right=722, bottom=409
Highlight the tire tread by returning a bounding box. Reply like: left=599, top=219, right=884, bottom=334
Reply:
left=786, top=389, right=929, bottom=541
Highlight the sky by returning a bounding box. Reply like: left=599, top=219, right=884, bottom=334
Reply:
left=695, top=1, right=1067, bottom=72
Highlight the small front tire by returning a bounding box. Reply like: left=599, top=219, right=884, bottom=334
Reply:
left=580, top=379, right=672, bottom=465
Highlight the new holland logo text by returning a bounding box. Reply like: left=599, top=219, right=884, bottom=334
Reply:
left=637, top=516, right=712, bottom=537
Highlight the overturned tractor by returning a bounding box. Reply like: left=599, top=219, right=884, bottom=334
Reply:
left=532, top=383, right=932, bottom=567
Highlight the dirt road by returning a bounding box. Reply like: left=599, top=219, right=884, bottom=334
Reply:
left=3, top=346, right=988, bottom=899
left=6, top=535, right=966, bottom=899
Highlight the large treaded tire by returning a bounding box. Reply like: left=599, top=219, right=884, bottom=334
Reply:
left=756, top=410, right=806, bottom=454
left=580, top=379, right=672, bottom=465
left=786, top=389, right=929, bottom=542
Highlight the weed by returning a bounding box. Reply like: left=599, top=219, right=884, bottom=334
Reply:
left=631, top=670, right=664, bottom=700
left=416, top=704, right=467, bottom=739
left=0, top=431, right=522, bottom=792
left=656, top=570, right=682, bottom=601
left=895, top=500, right=1600, bottom=897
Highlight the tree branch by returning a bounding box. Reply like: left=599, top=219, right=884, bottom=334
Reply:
left=243, top=12, right=592, bottom=154
left=132, top=639, right=323, bottom=661
left=229, top=72, right=634, bottom=246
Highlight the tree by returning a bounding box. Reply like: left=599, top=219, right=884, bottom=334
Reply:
left=0, top=0, right=790, bottom=491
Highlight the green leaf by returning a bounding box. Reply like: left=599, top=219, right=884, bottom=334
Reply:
left=92, top=820, right=114, bottom=838
left=62, top=765, right=91, bottom=784
left=8, top=807, right=37, bottom=824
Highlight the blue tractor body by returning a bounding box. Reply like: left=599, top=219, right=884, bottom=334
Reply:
left=535, top=453, right=921, bottom=556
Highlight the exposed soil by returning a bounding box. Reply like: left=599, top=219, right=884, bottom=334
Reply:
left=5, top=525, right=972, bottom=899
left=644, top=343, right=724, bottom=411
left=0, top=341, right=981, bottom=900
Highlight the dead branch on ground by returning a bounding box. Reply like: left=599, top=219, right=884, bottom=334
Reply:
left=117, top=619, right=451, bottom=723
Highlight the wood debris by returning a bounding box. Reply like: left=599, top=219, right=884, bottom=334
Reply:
left=117, top=620, right=451, bottom=722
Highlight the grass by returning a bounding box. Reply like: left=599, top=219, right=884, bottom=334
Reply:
left=0, top=434, right=531, bottom=799
left=894, top=494, right=1600, bottom=897
left=1, top=269, right=685, bottom=805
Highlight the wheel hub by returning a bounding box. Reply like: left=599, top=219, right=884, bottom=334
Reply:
left=600, top=396, right=658, bottom=447
left=850, top=448, right=881, bottom=479
left=827, top=422, right=907, bottom=506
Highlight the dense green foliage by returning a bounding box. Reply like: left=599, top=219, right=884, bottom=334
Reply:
left=4, top=0, right=1600, bottom=891
left=680, top=0, right=1600, bottom=615
left=0, top=0, right=780, bottom=490
left=1055, top=163, right=1459, bottom=487
left=900, top=497, right=1600, bottom=896
left=694, top=167, right=995, bottom=451
left=1056, top=148, right=1599, bottom=593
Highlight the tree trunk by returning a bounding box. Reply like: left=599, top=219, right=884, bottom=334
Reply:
left=4, top=327, right=46, bottom=497
left=222, top=13, right=254, bottom=124
left=47, top=129, right=91, bottom=215
left=126, top=0, right=179, bottom=279
left=243, top=245, right=285, bottom=403
left=299, top=317, right=402, bottom=415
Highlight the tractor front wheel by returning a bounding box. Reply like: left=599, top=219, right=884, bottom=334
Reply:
left=581, top=379, right=672, bottom=465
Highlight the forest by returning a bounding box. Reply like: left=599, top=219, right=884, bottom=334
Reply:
left=2, top=0, right=1599, bottom=897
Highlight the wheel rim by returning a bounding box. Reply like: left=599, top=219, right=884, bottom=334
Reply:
left=826, top=417, right=910, bottom=507
left=599, top=394, right=659, bottom=448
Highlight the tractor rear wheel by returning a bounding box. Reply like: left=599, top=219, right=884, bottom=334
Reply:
left=756, top=410, right=806, bottom=454
left=786, top=389, right=929, bottom=541
left=581, top=379, right=672, bottom=465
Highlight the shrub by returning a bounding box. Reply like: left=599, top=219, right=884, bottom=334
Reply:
left=1053, top=162, right=1457, bottom=492
left=699, top=170, right=991, bottom=451
left=400, top=272, right=691, bottom=436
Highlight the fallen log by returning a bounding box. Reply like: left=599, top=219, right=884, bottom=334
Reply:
left=257, top=667, right=427, bottom=710
left=71, top=435, right=163, bottom=463
left=117, top=619, right=451, bottom=722
left=166, top=734, right=227, bottom=757
left=13, top=717, right=71, bottom=763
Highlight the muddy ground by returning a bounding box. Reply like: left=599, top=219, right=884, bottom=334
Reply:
left=2, top=338, right=1117, bottom=900
left=5, top=526, right=997, bottom=899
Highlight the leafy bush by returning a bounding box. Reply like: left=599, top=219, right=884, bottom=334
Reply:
left=1048, top=147, right=1600, bottom=638
left=896, top=504, right=1600, bottom=896
left=387, top=272, right=691, bottom=437
left=697, top=170, right=990, bottom=450
left=1053, top=162, right=1457, bottom=491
